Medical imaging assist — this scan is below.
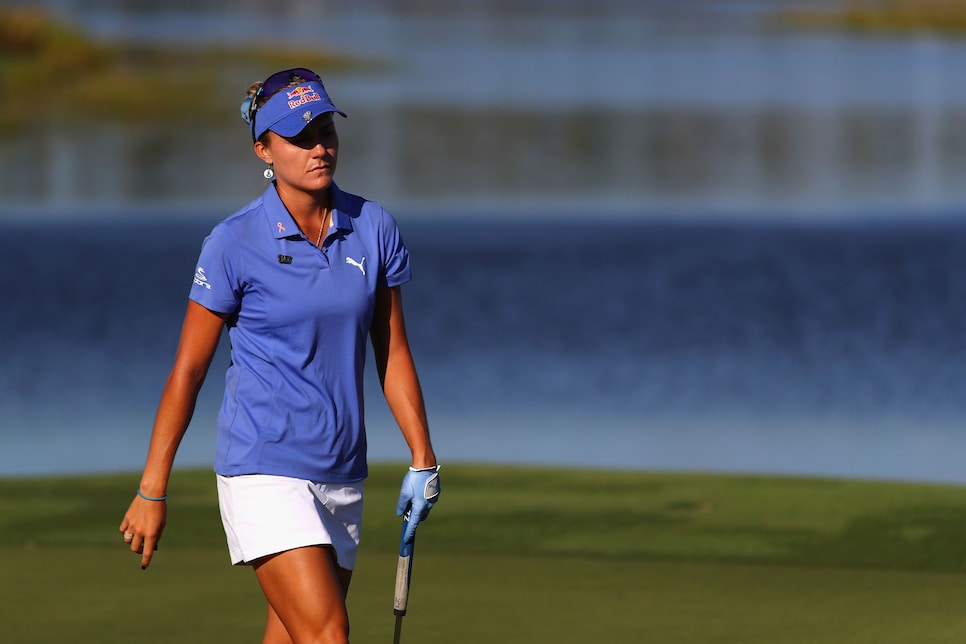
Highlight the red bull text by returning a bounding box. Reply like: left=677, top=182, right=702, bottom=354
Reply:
left=287, top=85, right=322, bottom=109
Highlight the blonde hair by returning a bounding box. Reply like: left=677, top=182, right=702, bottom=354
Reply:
left=246, top=81, right=265, bottom=111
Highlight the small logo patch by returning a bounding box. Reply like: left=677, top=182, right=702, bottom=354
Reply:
left=302, top=110, right=313, bottom=122
left=278, top=254, right=293, bottom=264
left=193, top=266, right=211, bottom=289
left=424, top=472, right=440, bottom=501
left=345, top=256, right=366, bottom=275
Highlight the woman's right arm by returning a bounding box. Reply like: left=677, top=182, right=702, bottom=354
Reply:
left=119, top=300, right=226, bottom=569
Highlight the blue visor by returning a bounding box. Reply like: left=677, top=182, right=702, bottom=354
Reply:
left=252, top=78, right=346, bottom=141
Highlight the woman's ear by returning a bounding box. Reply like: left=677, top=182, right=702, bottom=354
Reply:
left=254, top=140, right=273, bottom=165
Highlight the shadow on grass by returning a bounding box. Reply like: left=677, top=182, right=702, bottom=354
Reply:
left=783, top=504, right=966, bottom=572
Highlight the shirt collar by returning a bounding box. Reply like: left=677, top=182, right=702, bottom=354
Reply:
left=329, top=184, right=354, bottom=234
left=264, top=181, right=354, bottom=239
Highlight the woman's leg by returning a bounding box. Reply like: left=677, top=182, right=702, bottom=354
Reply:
left=263, top=603, right=292, bottom=644
left=262, top=562, right=354, bottom=644
left=254, top=545, right=353, bottom=644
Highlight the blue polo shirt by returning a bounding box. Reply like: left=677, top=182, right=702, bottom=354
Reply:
left=189, top=182, right=411, bottom=482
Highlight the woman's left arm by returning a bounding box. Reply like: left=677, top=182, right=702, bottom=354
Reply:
left=370, top=286, right=437, bottom=469
left=371, top=285, right=440, bottom=541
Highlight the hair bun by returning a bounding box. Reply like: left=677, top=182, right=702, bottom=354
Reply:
left=240, top=81, right=264, bottom=125
left=246, top=81, right=264, bottom=98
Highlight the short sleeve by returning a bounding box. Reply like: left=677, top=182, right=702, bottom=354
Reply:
left=379, top=208, right=411, bottom=288
left=188, top=223, right=243, bottom=314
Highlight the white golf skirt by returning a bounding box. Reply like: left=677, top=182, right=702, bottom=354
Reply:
left=216, top=474, right=363, bottom=570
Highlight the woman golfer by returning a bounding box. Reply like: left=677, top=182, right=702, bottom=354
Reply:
left=119, top=68, right=440, bottom=643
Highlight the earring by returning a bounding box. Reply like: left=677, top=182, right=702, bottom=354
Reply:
left=263, top=166, right=274, bottom=179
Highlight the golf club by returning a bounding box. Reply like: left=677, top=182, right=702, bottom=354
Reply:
left=392, top=510, right=414, bottom=644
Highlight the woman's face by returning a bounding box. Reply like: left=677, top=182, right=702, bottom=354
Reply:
left=255, top=113, right=339, bottom=196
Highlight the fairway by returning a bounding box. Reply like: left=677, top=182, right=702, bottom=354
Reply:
left=3, top=464, right=966, bottom=642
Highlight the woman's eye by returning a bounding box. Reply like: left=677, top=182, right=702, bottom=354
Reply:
left=291, top=134, right=316, bottom=147
left=298, top=131, right=331, bottom=146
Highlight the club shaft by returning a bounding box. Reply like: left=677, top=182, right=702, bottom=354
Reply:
left=393, top=613, right=403, bottom=644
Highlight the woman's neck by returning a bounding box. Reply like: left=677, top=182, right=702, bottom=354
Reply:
left=276, top=182, right=332, bottom=229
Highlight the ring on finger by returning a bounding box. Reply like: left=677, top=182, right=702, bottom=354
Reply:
left=123, top=531, right=134, bottom=542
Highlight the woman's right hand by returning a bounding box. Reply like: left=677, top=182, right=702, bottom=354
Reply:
left=119, top=494, right=167, bottom=570
left=117, top=302, right=225, bottom=570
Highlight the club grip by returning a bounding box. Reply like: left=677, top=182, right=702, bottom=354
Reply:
left=393, top=512, right=415, bottom=616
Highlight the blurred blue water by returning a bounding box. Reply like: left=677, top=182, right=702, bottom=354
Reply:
left=3, top=1, right=966, bottom=482
left=2, top=215, right=966, bottom=482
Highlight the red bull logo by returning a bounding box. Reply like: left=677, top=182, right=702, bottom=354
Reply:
left=287, top=85, right=322, bottom=109
left=287, top=86, right=314, bottom=98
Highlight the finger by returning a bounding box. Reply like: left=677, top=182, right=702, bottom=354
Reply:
left=397, top=488, right=414, bottom=515
left=396, top=492, right=411, bottom=516
left=411, top=498, right=430, bottom=521
left=404, top=515, right=421, bottom=543
left=140, top=535, right=159, bottom=569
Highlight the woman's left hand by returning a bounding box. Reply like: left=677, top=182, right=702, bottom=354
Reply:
left=396, top=465, right=441, bottom=543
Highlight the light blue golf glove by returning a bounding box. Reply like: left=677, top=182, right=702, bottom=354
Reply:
left=396, top=465, right=441, bottom=543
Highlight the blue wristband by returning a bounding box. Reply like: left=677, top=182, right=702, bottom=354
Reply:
left=137, top=488, right=168, bottom=502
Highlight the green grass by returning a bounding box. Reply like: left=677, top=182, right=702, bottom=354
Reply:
left=3, top=464, right=966, bottom=642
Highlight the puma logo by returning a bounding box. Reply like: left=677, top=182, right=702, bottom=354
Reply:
left=345, top=256, right=366, bottom=275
